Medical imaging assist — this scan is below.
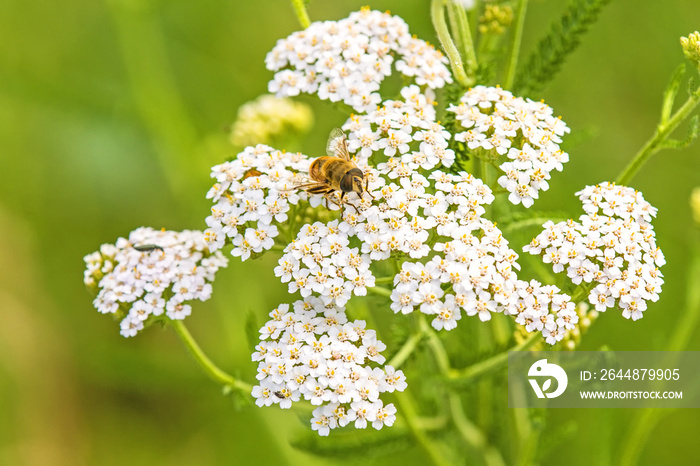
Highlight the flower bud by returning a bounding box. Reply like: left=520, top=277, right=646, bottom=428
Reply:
left=681, top=31, right=700, bottom=69
left=691, top=187, right=700, bottom=227
left=478, top=5, right=513, bottom=35
left=230, top=95, right=313, bottom=148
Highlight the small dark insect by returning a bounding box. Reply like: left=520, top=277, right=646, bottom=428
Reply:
left=294, top=128, right=373, bottom=213
left=274, top=391, right=285, bottom=399
left=133, top=244, right=164, bottom=252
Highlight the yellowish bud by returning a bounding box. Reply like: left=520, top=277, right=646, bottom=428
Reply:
left=681, top=31, right=700, bottom=69
left=230, top=95, right=314, bottom=148
left=691, top=187, right=700, bottom=227
left=478, top=5, right=513, bottom=35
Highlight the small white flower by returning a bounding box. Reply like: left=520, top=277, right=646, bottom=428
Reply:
left=526, top=183, right=663, bottom=321
left=449, top=86, right=570, bottom=209
left=84, top=228, right=228, bottom=337
left=251, top=298, right=404, bottom=435
left=266, top=9, right=451, bottom=112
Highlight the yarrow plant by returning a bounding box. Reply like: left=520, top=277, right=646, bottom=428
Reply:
left=84, top=227, right=228, bottom=337
left=84, top=2, right=700, bottom=462
left=449, top=85, right=570, bottom=207
left=524, top=183, right=665, bottom=320
left=266, top=8, right=452, bottom=112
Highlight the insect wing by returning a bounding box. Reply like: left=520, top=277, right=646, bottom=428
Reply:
left=326, top=128, right=351, bottom=161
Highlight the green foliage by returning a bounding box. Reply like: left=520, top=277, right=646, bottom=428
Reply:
left=291, top=428, right=413, bottom=460
left=661, top=64, right=687, bottom=125
left=659, top=114, right=699, bottom=150
left=498, top=211, right=571, bottom=236
left=514, top=0, right=613, bottom=96
left=227, top=383, right=254, bottom=410
left=449, top=338, right=514, bottom=376
left=440, top=81, right=470, bottom=171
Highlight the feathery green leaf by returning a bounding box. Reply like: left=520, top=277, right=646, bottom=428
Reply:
left=659, top=114, right=699, bottom=149
left=661, top=64, right=686, bottom=125
left=514, top=0, right=613, bottom=95
left=291, top=428, right=413, bottom=458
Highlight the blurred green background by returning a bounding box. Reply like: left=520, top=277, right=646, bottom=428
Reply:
left=1, top=0, right=699, bottom=464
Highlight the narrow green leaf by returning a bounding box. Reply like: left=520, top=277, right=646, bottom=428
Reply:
left=514, top=0, right=613, bottom=95
left=291, top=428, right=413, bottom=458
left=659, top=114, right=699, bottom=149
left=660, top=64, right=686, bottom=126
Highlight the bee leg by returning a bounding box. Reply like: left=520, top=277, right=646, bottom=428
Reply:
left=325, top=192, right=342, bottom=210
left=364, top=177, right=375, bottom=200
left=339, top=190, right=361, bottom=215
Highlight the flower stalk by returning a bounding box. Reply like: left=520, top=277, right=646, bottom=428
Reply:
left=447, top=332, right=540, bottom=385
left=290, top=0, right=311, bottom=29
left=170, top=320, right=252, bottom=393
left=503, top=0, right=529, bottom=89
left=432, top=0, right=473, bottom=87
left=446, top=0, right=479, bottom=76
left=617, top=84, right=700, bottom=185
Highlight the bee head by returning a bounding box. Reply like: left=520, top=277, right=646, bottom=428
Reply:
left=341, top=168, right=365, bottom=195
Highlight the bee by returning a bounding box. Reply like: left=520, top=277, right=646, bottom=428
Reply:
left=295, top=128, right=373, bottom=213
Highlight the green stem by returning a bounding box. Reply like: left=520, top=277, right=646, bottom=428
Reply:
left=447, top=332, right=540, bottom=384
left=367, top=286, right=393, bottom=298
left=387, top=329, right=425, bottom=369
left=449, top=394, right=507, bottom=466
left=422, top=317, right=451, bottom=372
left=422, top=318, right=505, bottom=466
left=432, top=0, right=472, bottom=87
left=446, top=1, right=464, bottom=59
left=618, top=248, right=700, bottom=466
left=446, top=0, right=479, bottom=76
left=616, top=86, right=700, bottom=185
left=290, top=0, right=311, bottom=29
left=572, top=281, right=596, bottom=303
left=500, top=216, right=569, bottom=235
left=395, top=392, right=452, bottom=466
left=374, top=276, right=395, bottom=285
left=503, top=0, right=529, bottom=90
left=170, top=319, right=252, bottom=393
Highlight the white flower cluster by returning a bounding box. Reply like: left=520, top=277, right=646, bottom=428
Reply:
left=524, top=182, right=665, bottom=320
left=263, top=89, right=573, bottom=344
left=271, top=88, right=458, bottom=302
left=275, top=220, right=375, bottom=307
left=83, top=228, right=228, bottom=337
left=252, top=297, right=405, bottom=435
left=387, top=174, right=576, bottom=344
left=343, top=84, right=453, bottom=170
left=266, top=8, right=452, bottom=112
left=204, top=145, right=325, bottom=259
left=448, top=85, right=570, bottom=208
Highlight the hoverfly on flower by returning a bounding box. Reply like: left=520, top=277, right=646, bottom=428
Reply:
left=293, top=128, right=373, bottom=213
